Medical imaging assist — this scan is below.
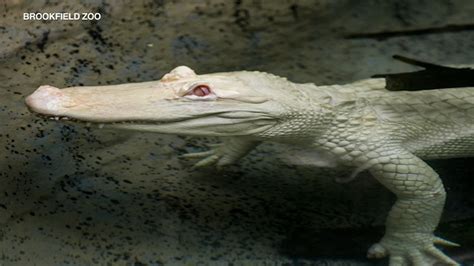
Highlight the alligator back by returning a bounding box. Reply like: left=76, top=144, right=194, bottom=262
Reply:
left=360, top=87, right=474, bottom=159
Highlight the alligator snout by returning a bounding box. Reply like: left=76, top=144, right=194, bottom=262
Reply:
left=25, top=85, right=73, bottom=116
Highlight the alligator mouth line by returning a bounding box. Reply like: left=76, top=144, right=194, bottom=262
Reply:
left=32, top=110, right=275, bottom=129
left=33, top=114, right=181, bottom=129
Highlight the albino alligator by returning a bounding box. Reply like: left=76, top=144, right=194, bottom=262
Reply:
left=25, top=57, right=474, bottom=265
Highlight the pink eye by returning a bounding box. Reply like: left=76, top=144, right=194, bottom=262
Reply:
left=190, top=85, right=211, bottom=97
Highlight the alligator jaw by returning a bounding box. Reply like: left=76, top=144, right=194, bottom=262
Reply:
left=24, top=75, right=279, bottom=136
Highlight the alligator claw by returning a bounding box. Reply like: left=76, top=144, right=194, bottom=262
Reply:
left=180, top=150, right=214, bottom=159
left=183, top=139, right=257, bottom=170
left=182, top=142, right=241, bottom=169
left=206, top=143, right=223, bottom=148
left=192, top=155, right=219, bottom=169
left=367, top=243, right=387, bottom=259
left=433, top=236, right=460, bottom=247
left=368, top=233, right=460, bottom=266
left=424, top=246, right=460, bottom=265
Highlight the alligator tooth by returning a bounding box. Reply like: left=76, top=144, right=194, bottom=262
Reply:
left=86, top=122, right=91, bottom=127
left=98, top=124, right=104, bottom=129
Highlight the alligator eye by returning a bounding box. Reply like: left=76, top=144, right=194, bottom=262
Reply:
left=190, top=85, right=211, bottom=97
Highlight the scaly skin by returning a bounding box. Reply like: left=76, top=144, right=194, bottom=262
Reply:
left=25, top=66, right=470, bottom=265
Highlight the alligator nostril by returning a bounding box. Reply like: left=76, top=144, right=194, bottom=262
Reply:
left=25, top=85, right=66, bottom=114
left=35, top=85, right=61, bottom=95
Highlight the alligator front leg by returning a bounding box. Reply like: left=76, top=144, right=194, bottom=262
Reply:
left=182, top=137, right=260, bottom=169
left=362, top=147, right=459, bottom=265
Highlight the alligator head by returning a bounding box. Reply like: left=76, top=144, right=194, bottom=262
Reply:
left=25, top=66, right=307, bottom=137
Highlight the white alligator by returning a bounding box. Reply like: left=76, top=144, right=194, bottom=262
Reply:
left=25, top=56, right=474, bottom=265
